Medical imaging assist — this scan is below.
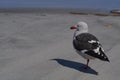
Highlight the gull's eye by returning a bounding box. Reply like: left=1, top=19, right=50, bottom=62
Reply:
left=77, top=25, right=79, bottom=27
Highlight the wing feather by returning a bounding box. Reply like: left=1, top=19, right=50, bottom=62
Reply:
left=73, top=33, right=109, bottom=61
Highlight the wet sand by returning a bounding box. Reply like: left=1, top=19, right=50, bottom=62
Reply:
left=0, top=9, right=120, bottom=80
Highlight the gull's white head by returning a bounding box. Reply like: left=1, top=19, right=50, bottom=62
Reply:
left=70, top=21, right=88, bottom=33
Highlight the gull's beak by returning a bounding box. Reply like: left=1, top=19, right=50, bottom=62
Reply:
left=70, top=26, right=77, bottom=30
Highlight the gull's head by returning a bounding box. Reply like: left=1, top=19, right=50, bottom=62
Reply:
left=70, top=21, right=88, bottom=33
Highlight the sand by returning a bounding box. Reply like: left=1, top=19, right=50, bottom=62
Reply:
left=0, top=10, right=120, bottom=80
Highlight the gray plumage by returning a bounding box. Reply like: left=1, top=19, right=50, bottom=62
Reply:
left=73, top=33, right=109, bottom=61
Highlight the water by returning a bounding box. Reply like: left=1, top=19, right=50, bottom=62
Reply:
left=0, top=0, right=120, bottom=9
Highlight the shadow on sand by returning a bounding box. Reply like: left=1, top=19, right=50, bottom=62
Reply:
left=51, top=58, right=98, bottom=75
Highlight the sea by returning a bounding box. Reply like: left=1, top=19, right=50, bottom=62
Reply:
left=0, top=0, right=120, bottom=10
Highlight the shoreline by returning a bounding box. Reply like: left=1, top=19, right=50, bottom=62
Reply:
left=0, top=7, right=120, bottom=16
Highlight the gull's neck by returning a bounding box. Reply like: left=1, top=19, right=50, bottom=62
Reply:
left=73, top=28, right=88, bottom=39
left=76, top=28, right=88, bottom=35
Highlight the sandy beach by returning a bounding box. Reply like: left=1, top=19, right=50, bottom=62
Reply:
left=0, top=9, right=120, bottom=80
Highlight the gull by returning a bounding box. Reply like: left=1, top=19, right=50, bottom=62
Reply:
left=70, top=21, right=109, bottom=69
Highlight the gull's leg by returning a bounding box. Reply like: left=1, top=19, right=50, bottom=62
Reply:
left=84, top=59, right=89, bottom=69
left=87, top=59, right=89, bottom=67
